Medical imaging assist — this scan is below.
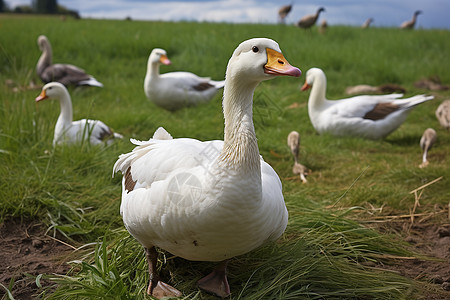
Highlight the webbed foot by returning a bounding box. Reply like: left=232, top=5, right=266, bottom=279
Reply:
left=197, top=260, right=230, bottom=298
left=148, top=280, right=182, bottom=299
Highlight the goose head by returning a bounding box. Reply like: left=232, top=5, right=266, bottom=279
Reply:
left=317, top=7, right=325, bottom=14
left=148, top=48, right=172, bottom=66
left=35, top=82, right=68, bottom=102
left=226, top=38, right=301, bottom=84
left=301, top=67, right=325, bottom=91
left=37, top=35, right=50, bottom=51
left=414, top=10, right=422, bottom=16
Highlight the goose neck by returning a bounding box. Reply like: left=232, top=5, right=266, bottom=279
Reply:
left=146, top=59, right=160, bottom=80
left=309, top=75, right=327, bottom=109
left=219, top=78, right=261, bottom=173
left=56, top=90, right=73, bottom=127
left=37, top=42, right=52, bottom=75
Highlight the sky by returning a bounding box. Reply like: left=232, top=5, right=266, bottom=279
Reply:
left=7, top=0, right=450, bottom=29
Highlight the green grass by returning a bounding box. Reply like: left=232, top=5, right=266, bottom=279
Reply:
left=1, top=14, right=449, bottom=299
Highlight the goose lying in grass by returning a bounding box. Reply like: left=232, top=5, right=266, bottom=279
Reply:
left=419, top=128, right=437, bottom=168
left=144, top=48, right=225, bottom=111
left=36, top=35, right=103, bottom=87
left=36, top=82, right=122, bottom=146
left=287, top=131, right=309, bottom=183
left=301, top=68, right=434, bottom=140
left=114, top=38, right=301, bottom=298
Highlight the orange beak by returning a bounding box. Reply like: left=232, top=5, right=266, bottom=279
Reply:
left=301, top=81, right=311, bottom=91
left=264, top=48, right=301, bottom=77
left=160, top=54, right=171, bottom=65
left=35, top=89, right=48, bottom=102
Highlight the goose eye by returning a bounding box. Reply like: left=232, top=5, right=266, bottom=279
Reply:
left=252, top=46, right=259, bottom=53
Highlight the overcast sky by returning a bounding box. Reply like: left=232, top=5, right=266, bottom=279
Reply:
left=7, top=0, right=450, bottom=29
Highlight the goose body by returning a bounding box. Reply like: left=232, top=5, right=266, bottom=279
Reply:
left=302, top=68, right=434, bottom=140
left=297, top=7, right=325, bottom=29
left=144, top=48, right=225, bottom=111
left=36, top=35, right=103, bottom=87
left=114, top=38, right=301, bottom=298
left=36, top=82, right=122, bottom=146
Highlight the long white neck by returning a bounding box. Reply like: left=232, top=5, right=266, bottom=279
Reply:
left=144, top=58, right=160, bottom=97
left=308, top=72, right=328, bottom=114
left=55, top=89, right=73, bottom=131
left=219, top=76, right=261, bottom=174
left=145, top=58, right=160, bottom=80
left=37, top=41, right=52, bottom=75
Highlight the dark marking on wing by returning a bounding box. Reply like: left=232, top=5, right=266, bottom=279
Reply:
left=363, top=103, right=400, bottom=121
left=98, top=126, right=114, bottom=141
left=125, top=167, right=137, bottom=193
left=193, top=240, right=199, bottom=246
left=192, top=82, right=214, bottom=91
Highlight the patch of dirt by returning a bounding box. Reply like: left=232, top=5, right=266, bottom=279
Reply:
left=371, top=218, right=450, bottom=299
left=0, top=220, right=74, bottom=299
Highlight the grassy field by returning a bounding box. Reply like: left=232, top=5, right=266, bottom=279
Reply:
left=1, top=15, right=449, bottom=299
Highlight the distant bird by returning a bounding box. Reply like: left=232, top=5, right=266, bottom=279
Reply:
left=278, top=3, right=293, bottom=23
left=361, top=18, right=373, bottom=29
left=301, top=68, right=434, bottom=140
left=296, top=7, right=325, bottom=29
left=435, top=100, right=450, bottom=130
left=414, top=76, right=449, bottom=91
left=36, top=35, right=103, bottom=87
left=400, top=10, right=422, bottom=29
left=35, top=82, right=122, bottom=146
left=419, top=128, right=437, bottom=168
left=287, top=131, right=309, bottom=183
left=345, top=83, right=406, bottom=95
left=319, top=19, right=328, bottom=34
left=114, top=38, right=300, bottom=299
left=144, top=48, right=225, bottom=111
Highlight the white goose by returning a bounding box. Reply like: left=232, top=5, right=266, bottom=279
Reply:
left=301, top=68, right=434, bottom=140
left=36, top=82, right=122, bottom=146
left=114, top=38, right=301, bottom=298
left=144, top=48, right=225, bottom=111
left=36, top=35, right=103, bottom=87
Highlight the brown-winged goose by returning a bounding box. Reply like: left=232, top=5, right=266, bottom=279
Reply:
left=144, top=48, right=225, bottom=111
left=301, top=68, right=434, bottom=140
left=36, top=35, right=103, bottom=87
left=36, top=82, right=121, bottom=146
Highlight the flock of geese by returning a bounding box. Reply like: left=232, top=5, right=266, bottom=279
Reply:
left=278, top=4, right=424, bottom=30
left=32, top=31, right=447, bottom=298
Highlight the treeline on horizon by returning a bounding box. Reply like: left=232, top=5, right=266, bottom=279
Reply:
left=0, top=0, right=80, bottom=18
